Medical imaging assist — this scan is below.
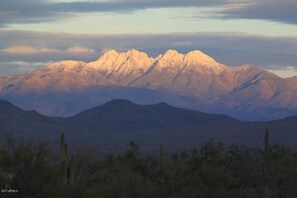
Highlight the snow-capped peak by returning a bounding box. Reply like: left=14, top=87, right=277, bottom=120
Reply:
left=156, top=49, right=184, bottom=69
left=184, top=50, right=218, bottom=65
left=118, top=49, right=151, bottom=64
left=124, top=49, right=143, bottom=56
left=44, top=49, right=230, bottom=75
left=1, top=48, right=297, bottom=120
left=100, top=49, right=119, bottom=60
left=47, top=60, right=85, bottom=71
left=163, top=49, right=182, bottom=58
left=87, top=49, right=119, bottom=70
left=111, top=49, right=153, bottom=72
left=86, top=49, right=153, bottom=74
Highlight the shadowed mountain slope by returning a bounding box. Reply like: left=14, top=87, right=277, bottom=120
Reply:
left=0, top=99, right=65, bottom=141
left=1, top=99, right=297, bottom=153
left=68, top=99, right=237, bottom=132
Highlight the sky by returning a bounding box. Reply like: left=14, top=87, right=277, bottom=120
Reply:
left=0, top=0, right=296, bottom=77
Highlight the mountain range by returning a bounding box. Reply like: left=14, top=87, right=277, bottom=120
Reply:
left=0, top=49, right=296, bottom=120
left=1, top=99, right=297, bottom=153
left=0, top=98, right=237, bottom=138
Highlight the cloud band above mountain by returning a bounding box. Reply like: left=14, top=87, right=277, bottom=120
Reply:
left=0, top=30, right=296, bottom=77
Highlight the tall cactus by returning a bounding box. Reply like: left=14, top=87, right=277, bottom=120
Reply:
left=69, top=154, right=76, bottom=184
left=60, top=133, right=67, bottom=177
left=60, top=132, right=75, bottom=184
left=264, top=128, right=270, bottom=151
left=60, top=132, right=65, bottom=161
left=159, top=144, right=164, bottom=166
left=64, top=143, right=68, bottom=159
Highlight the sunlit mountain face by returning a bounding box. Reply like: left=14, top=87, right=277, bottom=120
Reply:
left=0, top=49, right=296, bottom=121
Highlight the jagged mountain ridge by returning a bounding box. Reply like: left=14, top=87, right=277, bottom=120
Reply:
left=0, top=49, right=296, bottom=120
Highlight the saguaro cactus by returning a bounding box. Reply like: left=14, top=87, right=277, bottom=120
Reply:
left=159, top=144, right=164, bottom=166
left=69, top=154, right=76, bottom=184
left=60, top=132, right=65, bottom=161
left=264, top=128, right=270, bottom=151
left=64, top=143, right=68, bottom=159
left=60, top=133, right=67, bottom=177
left=60, top=132, right=75, bottom=184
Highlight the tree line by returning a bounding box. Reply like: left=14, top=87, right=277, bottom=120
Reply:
left=1, top=130, right=297, bottom=198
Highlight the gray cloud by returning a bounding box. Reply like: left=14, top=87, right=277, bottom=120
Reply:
left=0, top=0, right=227, bottom=27
left=51, top=0, right=224, bottom=12
left=219, top=0, right=297, bottom=24
left=0, top=30, right=296, bottom=75
left=0, top=0, right=59, bottom=26
left=1, top=0, right=296, bottom=27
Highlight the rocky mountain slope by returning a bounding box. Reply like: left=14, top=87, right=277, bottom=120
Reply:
left=0, top=49, right=296, bottom=120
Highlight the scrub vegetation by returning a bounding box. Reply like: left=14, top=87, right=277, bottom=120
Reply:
left=1, top=133, right=297, bottom=198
